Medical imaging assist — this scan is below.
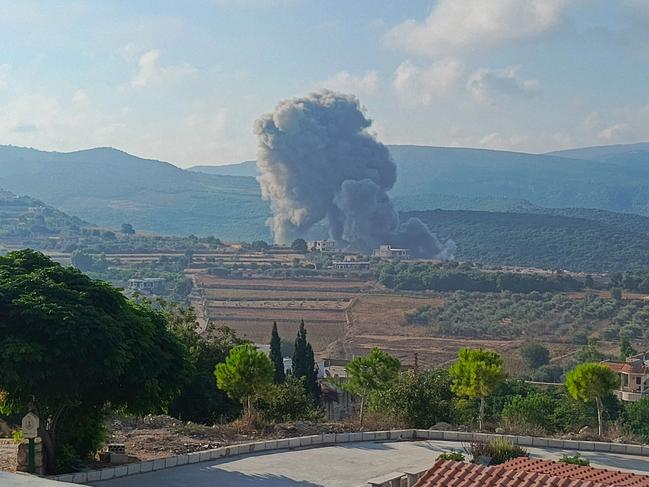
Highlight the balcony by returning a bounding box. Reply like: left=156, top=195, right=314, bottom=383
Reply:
left=614, top=390, right=649, bottom=402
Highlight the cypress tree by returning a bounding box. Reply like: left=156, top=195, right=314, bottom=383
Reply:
left=292, top=320, right=308, bottom=379
left=292, top=320, right=320, bottom=404
left=270, top=321, right=285, bottom=383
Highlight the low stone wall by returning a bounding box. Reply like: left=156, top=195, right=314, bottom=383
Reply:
left=48, top=429, right=649, bottom=485
left=0, top=438, right=18, bottom=472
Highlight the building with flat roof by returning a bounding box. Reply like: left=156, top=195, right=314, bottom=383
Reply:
left=373, top=244, right=410, bottom=259
left=332, top=261, right=370, bottom=271
left=307, top=239, right=336, bottom=252
left=127, top=278, right=166, bottom=294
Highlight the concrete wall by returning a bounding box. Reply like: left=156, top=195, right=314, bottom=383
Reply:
left=48, top=430, right=649, bottom=485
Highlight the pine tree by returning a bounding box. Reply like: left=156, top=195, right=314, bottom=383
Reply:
left=270, top=321, right=285, bottom=383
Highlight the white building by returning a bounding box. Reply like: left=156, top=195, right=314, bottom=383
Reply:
left=127, top=278, right=166, bottom=294
left=307, top=240, right=336, bottom=253
left=332, top=261, right=371, bottom=271
left=372, top=245, right=410, bottom=259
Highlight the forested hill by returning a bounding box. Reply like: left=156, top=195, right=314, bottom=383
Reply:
left=406, top=209, right=649, bottom=272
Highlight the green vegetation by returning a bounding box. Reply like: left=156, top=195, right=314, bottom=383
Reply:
left=370, top=369, right=453, bottom=429
left=450, top=349, right=505, bottom=431
left=344, top=348, right=401, bottom=426
left=376, top=261, right=583, bottom=293
left=270, top=321, right=286, bottom=384
left=255, top=376, right=323, bottom=423
left=566, top=363, right=620, bottom=437
left=559, top=453, right=590, bottom=466
left=292, top=321, right=319, bottom=404
left=424, top=291, right=649, bottom=341
left=467, top=437, right=528, bottom=465
left=0, top=250, right=189, bottom=474
left=291, top=238, right=307, bottom=253
left=624, top=398, right=649, bottom=443
left=437, top=451, right=465, bottom=462
left=214, top=344, right=274, bottom=415
left=405, top=209, right=649, bottom=272
left=520, top=344, right=550, bottom=370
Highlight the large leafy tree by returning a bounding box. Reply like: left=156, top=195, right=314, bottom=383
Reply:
left=449, top=348, right=505, bottom=430
left=0, top=250, right=189, bottom=473
left=214, top=344, right=274, bottom=415
left=270, top=322, right=285, bottom=384
left=565, top=363, right=619, bottom=437
left=166, top=305, right=243, bottom=423
left=344, top=348, right=400, bottom=426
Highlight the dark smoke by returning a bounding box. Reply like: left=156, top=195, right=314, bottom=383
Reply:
left=254, top=90, right=454, bottom=259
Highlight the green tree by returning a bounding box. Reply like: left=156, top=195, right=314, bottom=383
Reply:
left=344, top=348, right=401, bottom=426
left=291, top=238, right=308, bottom=253
left=251, top=240, right=270, bottom=252
left=610, top=287, right=623, bottom=301
left=70, top=250, right=94, bottom=271
left=371, top=369, right=453, bottom=428
left=520, top=343, right=550, bottom=370
left=255, top=376, right=322, bottom=423
left=565, top=363, right=619, bottom=437
left=501, top=392, right=559, bottom=434
left=120, top=223, right=135, bottom=235
left=166, top=306, right=243, bottom=424
left=450, top=348, right=505, bottom=431
left=270, top=321, right=285, bottom=384
left=215, top=344, right=274, bottom=415
left=0, top=250, right=189, bottom=473
left=619, top=335, right=637, bottom=361
left=624, top=398, right=649, bottom=443
left=292, top=320, right=319, bottom=403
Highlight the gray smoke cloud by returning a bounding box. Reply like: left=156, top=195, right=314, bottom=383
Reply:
left=254, top=90, right=455, bottom=259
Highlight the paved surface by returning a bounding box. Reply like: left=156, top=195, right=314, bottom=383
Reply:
left=91, top=440, right=649, bottom=487
left=0, top=472, right=76, bottom=486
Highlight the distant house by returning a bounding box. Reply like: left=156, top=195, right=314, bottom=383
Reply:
left=307, top=240, right=336, bottom=253
left=332, top=261, right=370, bottom=271
left=602, top=351, right=649, bottom=402
left=372, top=244, right=410, bottom=259
left=127, top=278, right=166, bottom=294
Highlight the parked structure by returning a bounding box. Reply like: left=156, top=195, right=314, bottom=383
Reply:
left=127, top=277, right=166, bottom=294
left=603, top=351, right=649, bottom=402
left=373, top=244, right=410, bottom=259
left=307, top=239, right=336, bottom=253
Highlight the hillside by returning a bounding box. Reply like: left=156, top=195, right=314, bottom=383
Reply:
left=0, top=146, right=269, bottom=240
left=388, top=145, right=649, bottom=215
left=405, top=209, right=649, bottom=272
left=0, top=189, right=87, bottom=237
left=188, top=161, right=257, bottom=177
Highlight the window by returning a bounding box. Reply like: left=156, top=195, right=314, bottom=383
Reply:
left=636, top=377, right=642, bottom=385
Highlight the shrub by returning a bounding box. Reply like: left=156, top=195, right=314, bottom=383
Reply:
left=255, top=377, right=323, bottom=423
left=559, top=453, right=590, bottom=466
left=624, top=398, right=649, bottom=443
left=467, top=438, right=528, bottom=465
left=437, top=451, right=465, bottom=462
left=521, top=344, right=550, bottom=369
left=501, top=392, right=559, bottom=434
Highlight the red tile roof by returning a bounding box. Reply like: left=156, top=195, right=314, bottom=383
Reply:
left=604, top=362, right=649, bottom=375
left=413, top=458, right=649, bottom=487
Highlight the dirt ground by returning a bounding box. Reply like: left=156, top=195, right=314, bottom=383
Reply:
left=105, top=415, right=357, bottom=462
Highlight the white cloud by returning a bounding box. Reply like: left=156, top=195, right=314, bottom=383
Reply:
left=131, top=49, right=196, bottom=88
left=320, top=70, right=379, bottom=96
left=386, top=0, right=573, bottom=57
left=393, top=59, right=463, bottom=106
left=597, top=123, right=633, bottom=143
left=72, top=89, right=89, bottom=104
left=467, top=66, right=541, bottom=105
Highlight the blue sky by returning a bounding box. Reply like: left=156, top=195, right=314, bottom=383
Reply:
left=0, top=0, right=648, bottom=167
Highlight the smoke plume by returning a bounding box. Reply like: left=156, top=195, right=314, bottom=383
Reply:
left=254, top=90, right=454, bottom=259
